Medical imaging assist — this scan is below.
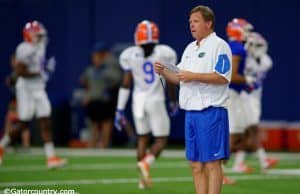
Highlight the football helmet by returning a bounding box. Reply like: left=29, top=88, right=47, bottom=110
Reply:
left=226, top=18, right=253, bottom=42
left=134, top=20, right=159, bottom=45
left=245, top=32, right=268, bottom=58
left=23, top=20, right=47, bottom=43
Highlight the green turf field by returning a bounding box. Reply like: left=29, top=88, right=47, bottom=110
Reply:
left=0, top=149, right=300, bottom=194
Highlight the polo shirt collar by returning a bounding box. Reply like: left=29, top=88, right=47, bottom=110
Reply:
left=195, top=32, right=216, bottom=48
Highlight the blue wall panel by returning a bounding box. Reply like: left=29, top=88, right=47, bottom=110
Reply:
left=0, top=0, right=299, bottom=139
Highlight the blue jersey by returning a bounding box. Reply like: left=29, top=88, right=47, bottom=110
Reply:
left=228, top=40, right=247, bottom=92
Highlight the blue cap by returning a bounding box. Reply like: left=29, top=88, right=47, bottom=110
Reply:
left=92, top=41, right=110, bottom=53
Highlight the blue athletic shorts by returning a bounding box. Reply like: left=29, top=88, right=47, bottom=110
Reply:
left=185, top=106, right=230, bottom=162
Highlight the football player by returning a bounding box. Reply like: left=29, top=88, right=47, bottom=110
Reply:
left=0, top=21, right=65, bottom=169
left=243, top=32, right=278, bottom=170
left=114, top=20, right=178, bottom=189
left=226, top=18, right=255, bottom=174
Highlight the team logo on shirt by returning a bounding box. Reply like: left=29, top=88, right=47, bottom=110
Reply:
left=198, top=52, right=205, bottom=58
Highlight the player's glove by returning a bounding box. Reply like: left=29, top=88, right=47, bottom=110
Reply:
left=245, top=74, right=264, bottom=93
left=245, top=75, right=256, bottom=85
left=114, top=110, right=127, bottom=131
left=41, top=71, right=50, bottom=82
left=245, top=81, right=262, bottom=93
left=42, top=56, right=56, bottom=82
left=169, top=101, right=179, bottom=117
left=46, top=56, right=56, bottom=73
left=244, top=75, right=257, bottom=93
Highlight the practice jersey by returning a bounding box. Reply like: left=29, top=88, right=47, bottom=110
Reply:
left=15, top=41, right=46, bottom=90
left=228, top=40, right=247, bottom=93
left=178, top=32, right=232, bottom=111
left=119, top=44, right=177, bottom=102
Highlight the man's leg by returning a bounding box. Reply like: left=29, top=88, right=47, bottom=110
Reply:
left=231, top=134, right=245, bottom=171
left=150, top=136, right=168, bottom=156
left=143, top=136, right=168, bottom=165
left=244, top=125, right=259, bottom=152
left=0, top=120, right=28, bottom=165
left=39, top=117, right=66, bottom=169
left=206, top=160, right=223, bottom=194
left=39, top=117, right=52, bottom=142
left=99, top=119, right=113, bottom=148
left=136, top=134, right=150, bottom=188
left=231, top=133, right=253, bottom=173
left=144, top=99, right=170, bottom=164
left=21, top=128, right=30, bottom=149
left=89, top=121, right=99, bottom=148
left=245, top=125, right=278, bottom=170
left=190, top=161, right=207, bottom=194
left=137, top=134, right=150, bottom=161
left=39, top=117, right=55, bottom=158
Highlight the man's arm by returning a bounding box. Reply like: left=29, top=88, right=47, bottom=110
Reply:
left=116, top=71, right=133, bottom=111
left=15, top=62, right=40, bottom=78
left=120, top=71, right=133, bottom=89
left=114, top=71, right=133, bottom=131
left=154, top=62, right=180, bottom=85
left=177, top=71, right=228, bottom=84
left=231, top=56, right=247, bottom=84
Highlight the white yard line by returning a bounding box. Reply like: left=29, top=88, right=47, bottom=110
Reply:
left=4, top=148, right=300, bottom=159
left=4, top=148, right=182, bottom=158
left=1, top=157, right=300, bottom=175
left=0, top=162, right=188, bottom=172
left=266, top=169, right=300, bottom=175
left=0, top=174, right=299, bottom=187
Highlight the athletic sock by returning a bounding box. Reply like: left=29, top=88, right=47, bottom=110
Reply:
left=144, top=154, right=155, bottom=166
left=256, top=147, right=267, bottom=168
left=233, top=150, right=246, bottom=167
left=0, top=134, right=11, bottom=148
left=44, top=142, right=56, bottom=158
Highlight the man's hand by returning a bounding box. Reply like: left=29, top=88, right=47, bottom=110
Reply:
left=154, top=62, right=165, bottom=75
left=114, top=110, right=127, bottom=131
left=244, top=75, right=261, bottom=93
left=245, top=80, right=262, bottom=93
left=46, top=56, right=56, bottom=73
left=176, top=70, right=195, bottom=82
left=41, top=71, right=49, bottom=82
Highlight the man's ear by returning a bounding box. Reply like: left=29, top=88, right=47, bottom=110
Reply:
left=206, top=21, right=212, bottom=29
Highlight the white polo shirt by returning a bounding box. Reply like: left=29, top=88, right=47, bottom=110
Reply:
left=178, top=32, right=232, bottom=111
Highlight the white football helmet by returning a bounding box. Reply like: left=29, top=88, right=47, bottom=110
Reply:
left=245, top=32, right=268, bottom=58
left=23, top=20, right=47, bottom=44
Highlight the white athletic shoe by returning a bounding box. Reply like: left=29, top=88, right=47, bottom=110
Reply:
left=47, top=156, right=67, bottom=169
left=137, top=161, right=152, bottom=188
